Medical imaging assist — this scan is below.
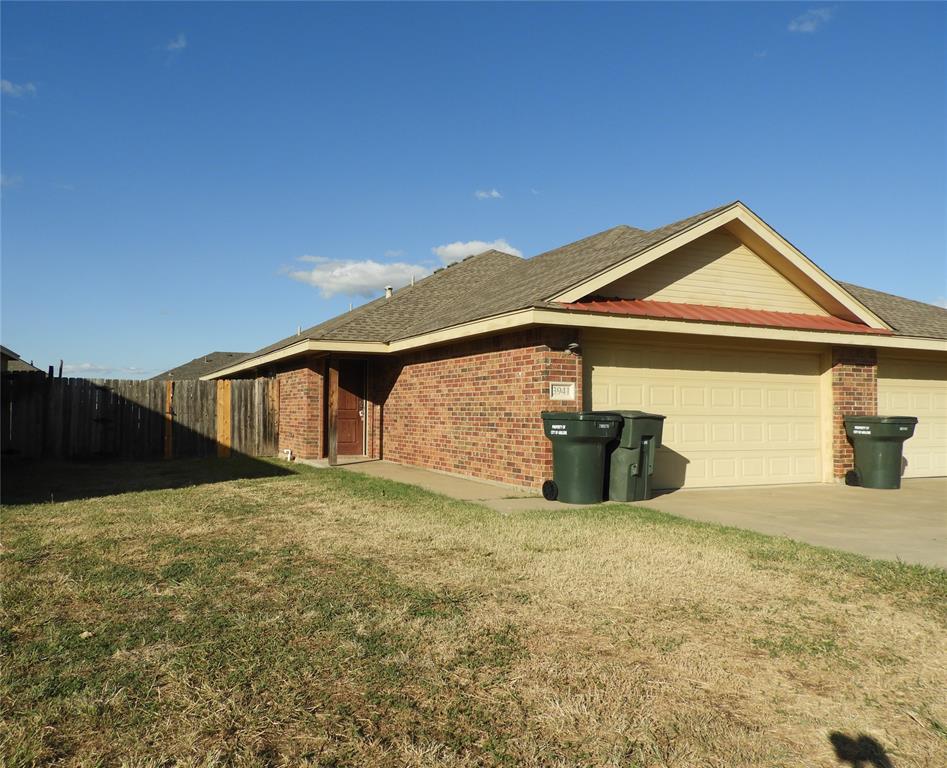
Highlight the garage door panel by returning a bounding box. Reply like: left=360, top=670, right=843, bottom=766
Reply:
left=740, top=423, right=764, bottom=443
left=913, top=393, right=932, bottom=411
left=793, top=454, right=820, bottom=477
left=649, top=386, right=676, bottom=408
left=794, top=390, right=817, bottom=410
left=588, top=338, right=823, bottom=488
left=615, top=383, right=644, bottom=406
left=878, top=354, right=947, bottom=478
left=680, top=387, right=705, bottom=407
left=884, top=392, right=911, bottom=411
left=739, top=388, right=763, bottom=408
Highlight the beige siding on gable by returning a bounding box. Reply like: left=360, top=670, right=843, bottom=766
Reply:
left=604, top=229, right=830, bottom=316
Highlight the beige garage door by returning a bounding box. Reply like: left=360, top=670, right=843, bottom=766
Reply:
left=585, top=333, right=823, bottom=489
left=878, top=354, right=947, bottom=478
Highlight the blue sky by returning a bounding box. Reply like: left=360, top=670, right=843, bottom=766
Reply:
left=2, top=2, right=944, bottom=377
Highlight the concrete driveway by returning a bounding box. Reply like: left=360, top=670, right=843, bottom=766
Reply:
left=340, top=460, right=946, bottom=569
left=642, top=479, right=947, bottom=568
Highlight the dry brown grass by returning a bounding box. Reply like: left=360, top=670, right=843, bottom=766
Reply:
left=2, top=458, right=945, bottom=767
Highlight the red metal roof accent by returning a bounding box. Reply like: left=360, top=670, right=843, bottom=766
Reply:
left=558, top=298, right=892, bottom=335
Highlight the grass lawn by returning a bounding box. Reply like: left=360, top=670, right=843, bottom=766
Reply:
left=2, top=458, right=946, bottom=767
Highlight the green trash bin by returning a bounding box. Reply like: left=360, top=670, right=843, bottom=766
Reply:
left=608, top=411, right=666, bottom=502
left=541, top=411, right=623, bottom=503
left=843, top=415, right=918, bottom=489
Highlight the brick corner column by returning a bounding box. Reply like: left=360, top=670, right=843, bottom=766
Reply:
left=530, top=329, right=584, bottom=488
left=830, top=346, right=878, bottom=480
left=276, top=356, right=325, bottom=459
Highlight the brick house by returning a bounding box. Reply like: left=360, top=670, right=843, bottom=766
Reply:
left=205, top=202, right=947, bottom=490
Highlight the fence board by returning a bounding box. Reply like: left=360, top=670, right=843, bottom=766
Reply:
left=1, top=374, right=278, bottom=461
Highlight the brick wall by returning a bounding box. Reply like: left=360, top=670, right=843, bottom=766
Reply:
left=831, top=346, right=878, bottom=479
left=373, top=329, right=583, bottom=488
left=276, top=356, right=325, bottom=459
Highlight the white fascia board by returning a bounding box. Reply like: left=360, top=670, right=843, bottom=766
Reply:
left=533, top=308, right=947, bottom=352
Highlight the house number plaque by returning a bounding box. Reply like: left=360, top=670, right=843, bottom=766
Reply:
left=549, top=382, right=576, bottom=401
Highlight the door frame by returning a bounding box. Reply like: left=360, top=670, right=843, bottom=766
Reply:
left=326, top=356, right=369, bottom=458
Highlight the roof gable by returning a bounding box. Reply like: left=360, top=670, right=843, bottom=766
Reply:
left=595, top=228, right=831, bottom=316
left=551, top=202, right=889, bottom=330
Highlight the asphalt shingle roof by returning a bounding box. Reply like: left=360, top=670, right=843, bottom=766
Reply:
left=220, top=202, right=947, bottom=373
left=840, top=282, right=947, bottom=340
left=226, top=202, right=737, bottom=370
left=152, top=352, right=249, bottom=380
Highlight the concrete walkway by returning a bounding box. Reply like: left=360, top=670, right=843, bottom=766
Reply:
left=339, top=460, right=947, bottom=568
left=337, top=459, right=529, bottom=502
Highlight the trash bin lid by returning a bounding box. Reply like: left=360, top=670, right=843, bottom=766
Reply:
left=541, top=410, right=623, bottom=422
left=611, top=410, right=666, bottom=421
left=843, top=415, right=919, bottom=425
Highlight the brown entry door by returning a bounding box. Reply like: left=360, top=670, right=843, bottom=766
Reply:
left=336, top=359, right=366, bottom=455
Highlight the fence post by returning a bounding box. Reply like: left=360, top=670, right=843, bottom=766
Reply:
left=216, top=380, right=231, bottom=458
left=164, top=380, right=174, bottom=459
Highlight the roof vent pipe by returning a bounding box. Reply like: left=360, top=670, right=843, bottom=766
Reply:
left=296, top=325, right=301, bottom=336
left=385, top=285, right=392, bottom=299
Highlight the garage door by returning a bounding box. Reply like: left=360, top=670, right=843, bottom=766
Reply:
left=585, top=334, right=823, bottom=489
left=878, top=354, right=947, bottom=478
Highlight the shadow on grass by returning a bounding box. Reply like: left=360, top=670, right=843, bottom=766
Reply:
left=829, top=732, right=895, bottom=768
left=1, top=455, right=297, bottom=505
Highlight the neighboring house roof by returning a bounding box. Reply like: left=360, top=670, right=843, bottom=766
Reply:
left=213, top=202, right=947, bottom=376
left=0, top=345, right=43, bottom=373
left=151, top=352, right=248, bottom=380
left=839, top=283, right=947, bottom=340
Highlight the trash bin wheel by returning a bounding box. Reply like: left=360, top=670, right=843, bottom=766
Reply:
left=542, top=480, right=558, bottom=501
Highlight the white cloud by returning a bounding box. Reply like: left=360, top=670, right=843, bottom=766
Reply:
left=1, top=80, right=37, bottom=98
left=474, top=188, right=502, bottom=200
left=932, top=297, right=947, bottom=309
left=63, top=362, right=153, bottom=379
left=788, top=8, right=834, bottom=33
left=1, top=174, right=22, bottom=188
left=166, top=33, right=187, bottom=51
left=754, top=50, right=769, bottom=59
left=285, top=256, right=430, bottom=298
left=431, top=238, right=522, bottom=264
left=285, top=237, right=524, bottom=297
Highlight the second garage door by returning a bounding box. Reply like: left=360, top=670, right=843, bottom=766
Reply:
left=878, top=353, right=947, bottom=478
left=585, top=333, right=824, bottom=489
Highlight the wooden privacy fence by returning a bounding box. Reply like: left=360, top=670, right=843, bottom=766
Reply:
left=1, top=373, right=279, bottom=460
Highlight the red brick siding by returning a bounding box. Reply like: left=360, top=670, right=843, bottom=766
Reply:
left=831, top=346, right=878, bottom=479
left=276, top=357, right=325, bottom=459
left=368, top=357, right=383, bottom=460
left=374, top=329, right=582, bottom=488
